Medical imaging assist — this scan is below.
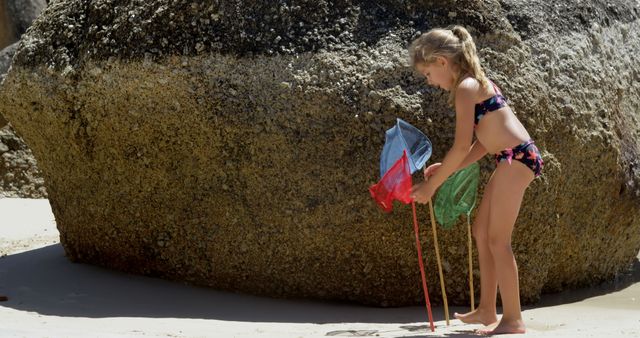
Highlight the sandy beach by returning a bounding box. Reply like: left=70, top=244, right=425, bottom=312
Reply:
left=0, top=198, right=638, bottom=338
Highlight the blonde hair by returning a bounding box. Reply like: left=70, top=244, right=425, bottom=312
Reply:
left=409, top=25, right=489, bottom=106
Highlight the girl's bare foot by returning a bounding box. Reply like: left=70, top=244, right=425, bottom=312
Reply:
left=454, top=308, right=498, bottom=326
left=477, top=318, right=526, bottom=335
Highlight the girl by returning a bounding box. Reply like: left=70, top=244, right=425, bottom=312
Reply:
left=409, top=26, right=543, bottom=335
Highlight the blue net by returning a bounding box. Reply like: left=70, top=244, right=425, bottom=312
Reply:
left=379, top=118, right=433, bottom=178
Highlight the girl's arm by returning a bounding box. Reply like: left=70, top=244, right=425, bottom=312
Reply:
left=424, top=140, right=486, bottom=178
left=456, top=140, right=487, bottom=171
left=427, top=82, right=477, bottom=188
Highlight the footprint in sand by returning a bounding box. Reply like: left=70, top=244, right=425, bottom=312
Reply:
left=325, top=330, right=379, bottom=336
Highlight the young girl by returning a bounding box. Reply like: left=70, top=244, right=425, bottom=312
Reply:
left=409, top=26, right=543, bottom=335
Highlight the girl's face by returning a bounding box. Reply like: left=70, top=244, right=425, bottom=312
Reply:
left=415, top=57, right=454, bottom=91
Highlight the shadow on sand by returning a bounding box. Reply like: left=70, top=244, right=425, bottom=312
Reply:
left=0, top=243, right=638, bottom=334
left=0, top=244, right=446, bottom=324
left=528, top=256, right=640, bottom=309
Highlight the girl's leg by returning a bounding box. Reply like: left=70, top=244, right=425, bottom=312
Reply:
left=479, top=161, right=533, bottom=335
left=454, top=172, right=499, bottom=326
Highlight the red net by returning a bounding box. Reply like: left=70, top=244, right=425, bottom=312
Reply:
left=369, top=151, right=413, bottom=213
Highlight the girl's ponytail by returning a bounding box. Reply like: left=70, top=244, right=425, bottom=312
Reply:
left=450, top=25, right=489, bottom=92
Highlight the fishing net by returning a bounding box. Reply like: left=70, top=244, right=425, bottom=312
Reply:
left=369, top=150, right=412, bottom=213
left=434, top=162, right=480, bottom=230
left=433, top=162, right=480, bottom=311
left=379, top=118, right=432, bottom=177
left=369, top=118, right=437, bottom=331
left=371, top=118, right=433, bottom=213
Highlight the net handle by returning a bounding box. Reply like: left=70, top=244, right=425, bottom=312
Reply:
left=467, top=215, right=475, bottom=311
left=428, top=199, right=450, bottom=326
left=411, top=202, right=436, bottom=332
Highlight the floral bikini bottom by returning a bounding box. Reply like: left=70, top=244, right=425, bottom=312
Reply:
left=495, top=140, right=544, bottom=177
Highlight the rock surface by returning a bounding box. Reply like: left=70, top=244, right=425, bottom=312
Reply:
left=0, top=1, right=16, bottom=49
left=0, top=43, right=15, bottom=126
left=0, top=0, right=47, bottom=198
left=0, top=125, right=46, bottom=198
left=0, top=0, right=639, bottom=306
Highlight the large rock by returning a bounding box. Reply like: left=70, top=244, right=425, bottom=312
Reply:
left=0, top=43, right=18, bottom=83
left=0, top=0, right=46, bottom=112
left=0, top=40, right=46, bottom=199
left=0, top=0, right=639, bottom=306
left=0, top=0, right=48, bottom=199
left=0, top=41, right=17, bottom=129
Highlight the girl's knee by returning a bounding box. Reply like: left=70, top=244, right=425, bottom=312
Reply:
left=488, top=236, right=513, bottom=255
left=472, top=225, right=488, bottom=242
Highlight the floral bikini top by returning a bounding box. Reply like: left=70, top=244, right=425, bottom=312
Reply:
left=474, top=80, right=508, bottom=126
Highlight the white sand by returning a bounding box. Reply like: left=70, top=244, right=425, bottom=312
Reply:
left=0, top=198, right=638, bottom=338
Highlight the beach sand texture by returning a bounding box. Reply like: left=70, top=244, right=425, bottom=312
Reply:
left=1, top=198, right=638, bottom=338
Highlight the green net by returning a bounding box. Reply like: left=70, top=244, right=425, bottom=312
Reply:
left=434, top=163, right=480, bottom=230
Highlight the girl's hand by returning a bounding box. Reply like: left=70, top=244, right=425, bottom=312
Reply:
left=410, top=179, right=437, bottom=204
left=424, top=163, right=442, bottom=179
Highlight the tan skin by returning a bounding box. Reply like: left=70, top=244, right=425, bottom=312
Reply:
left=410, top=57, right=533, bottom=335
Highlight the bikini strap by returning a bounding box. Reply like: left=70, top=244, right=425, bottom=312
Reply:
left=488, top=79, right=502, bottom=96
